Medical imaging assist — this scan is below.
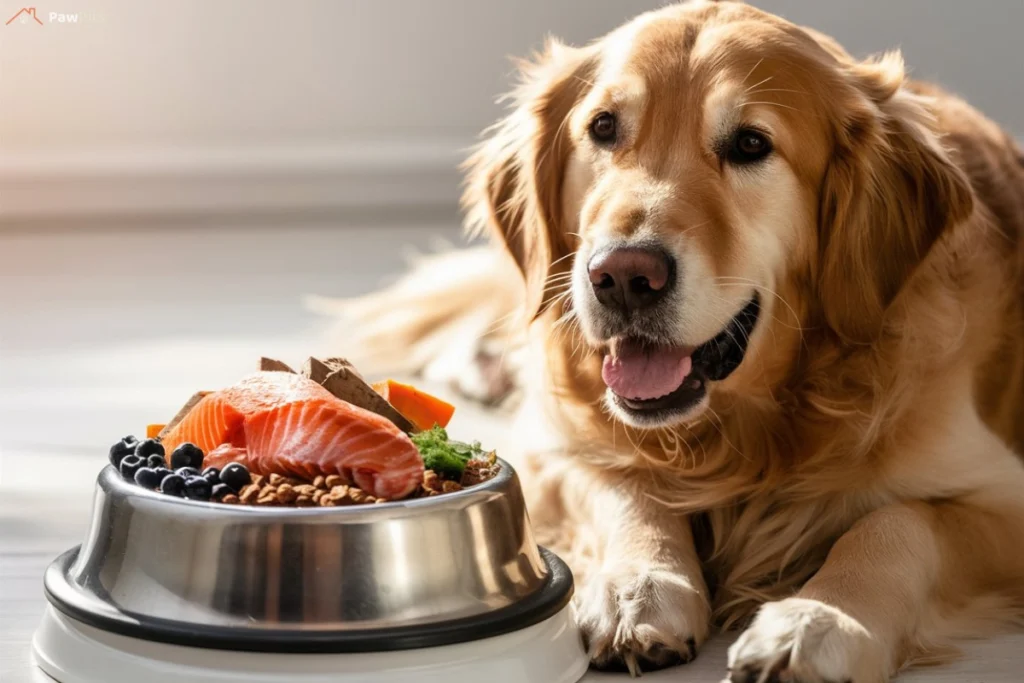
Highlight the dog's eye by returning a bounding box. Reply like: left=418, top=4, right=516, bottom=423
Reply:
left=726, top=129, right=772, bottom=164
left=589, top=112, right=618, bottom=145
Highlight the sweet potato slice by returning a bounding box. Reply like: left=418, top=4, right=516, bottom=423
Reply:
left=373, top=380, right=455, bottom=432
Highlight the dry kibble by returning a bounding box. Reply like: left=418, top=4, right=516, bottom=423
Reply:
left=240, top=484, right=261, bottom=504
left=276, top=484, right=297, bottom=504
left=215, top=463, right=500, bottom=507
left=349, top=489, right=371, bottom=504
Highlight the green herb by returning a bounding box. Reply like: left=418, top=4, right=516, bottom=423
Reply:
left=410, top=425, right=486, bottom=479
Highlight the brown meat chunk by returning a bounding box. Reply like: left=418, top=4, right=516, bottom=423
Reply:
left=258, top=357, right=297, bottom=373
left=301, top=356, right=414, bottom=433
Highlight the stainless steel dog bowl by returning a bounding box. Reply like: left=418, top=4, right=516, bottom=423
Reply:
left=34, top=458, right=587, bottom=683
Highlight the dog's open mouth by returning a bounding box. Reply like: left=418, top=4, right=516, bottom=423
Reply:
left=602, top=294, right=761, bottom=419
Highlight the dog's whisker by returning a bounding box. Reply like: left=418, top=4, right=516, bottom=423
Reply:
left=548, top=251, right=579, bottom=269
left=740, top=58, right=766, bottom=89
left=743, top=87, right=807, bottom=98
left=736, top=100, right=801, bottom=113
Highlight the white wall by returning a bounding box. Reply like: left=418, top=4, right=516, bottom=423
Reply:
left=2, top=0, right=1021, bottom=220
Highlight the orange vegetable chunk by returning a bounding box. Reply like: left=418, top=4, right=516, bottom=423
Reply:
left=373, top=380, right=455, bottom=432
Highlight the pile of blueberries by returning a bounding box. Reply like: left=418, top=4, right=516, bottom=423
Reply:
left=109, top=436, right=251, bottom=502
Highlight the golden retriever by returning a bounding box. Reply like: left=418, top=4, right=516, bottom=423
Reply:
left=335, top=1, right=1024, bottom=680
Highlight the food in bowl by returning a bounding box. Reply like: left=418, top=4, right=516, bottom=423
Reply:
left=106, top=356, right=499, bottom=506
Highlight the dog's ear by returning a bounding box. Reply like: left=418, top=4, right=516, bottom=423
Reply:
left=462, top=39, right=596, bottom=321
left=817, top=51, right=973, bottom=343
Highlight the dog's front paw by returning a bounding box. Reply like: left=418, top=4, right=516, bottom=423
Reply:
left=575, top=565, right=710, bottom=675
left=726, top=598, right=888, bottom=683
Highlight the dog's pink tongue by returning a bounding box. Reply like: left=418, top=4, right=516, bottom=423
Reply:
left=602, top=342, right=692, bottom=400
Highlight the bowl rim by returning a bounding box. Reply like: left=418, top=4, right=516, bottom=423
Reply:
left=102, top=454, right=514, bottom=516
left=44, top=545, right=574, bottom=653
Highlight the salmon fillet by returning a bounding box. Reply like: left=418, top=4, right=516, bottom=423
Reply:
left=160, top=372, right=424, bottom=499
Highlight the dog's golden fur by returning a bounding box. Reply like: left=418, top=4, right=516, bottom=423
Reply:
left=338, top=1, right=1024, bottom=679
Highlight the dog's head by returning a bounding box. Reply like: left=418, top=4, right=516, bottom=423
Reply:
left=464, top=0, right=973, bottom=429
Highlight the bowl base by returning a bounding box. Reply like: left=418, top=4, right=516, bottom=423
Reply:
left=33, top=605, right=588, bottom=683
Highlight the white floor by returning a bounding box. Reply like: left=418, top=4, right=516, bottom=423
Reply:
left=1, top=222, right=1021, bottom=682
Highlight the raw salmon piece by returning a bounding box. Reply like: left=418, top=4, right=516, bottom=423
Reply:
left=160, top=372, right=424, bottom=499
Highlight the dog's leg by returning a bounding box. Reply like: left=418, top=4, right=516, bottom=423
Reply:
left=529, top=457, right=711, bottom=674
left=727, top=460, right=1024, bottom=683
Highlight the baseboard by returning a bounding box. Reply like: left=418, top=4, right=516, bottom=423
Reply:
left=0, top=139, right=470, bottom=224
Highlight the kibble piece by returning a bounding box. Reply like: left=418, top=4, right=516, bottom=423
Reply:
left=250, top=474, right=265, bottom=488
left=319, top=495, right=336, bottom=507
left=325, top=475, right=345, bottom=488
left=442, top=480, right=462, bottom=494
left=295, top=495, right=314, bottom=506
left=240, top=484, right=261, bottom=504
left=295, top=484, right=316, bottom=497
left=221, top=493, right=240, bottom=504
left=256, top=493, right=278, bottom=506
left=313, top=475, right=326, bottom=490
left=313, top=490, right=325, bottom=502
left=269, top=473, right=285, bottom=486
left=276, top=484, right=297, bottom=504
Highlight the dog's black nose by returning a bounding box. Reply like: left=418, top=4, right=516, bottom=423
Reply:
left=588, top=246, right=674, bottom=313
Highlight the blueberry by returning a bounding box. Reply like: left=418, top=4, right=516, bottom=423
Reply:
left=175, top=466, right=200, bottom=478
left=159, top=473, right=186, bottom=497
left=119, top=454, right=144, bottom=481
left=202, top=467, right=220, bottom=485
left=135, top=439, right=165, bottom=460
left=134, top=467, right=163, bottom=489
left=153, top=466, right=173, bottom=480
left=170, top=443, right=204, bottom=470
left=211, top=483, right=233, bottom=500
left=146, top=454, right=166, bottom=469
left=184, top=476, right=213, bottom=501
left=219, top=462, right=251, bottom=492
left=108, top=436, right=138, bottom=468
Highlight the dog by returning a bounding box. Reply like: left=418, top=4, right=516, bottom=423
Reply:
left=332, top=1, right=1024, bottom=680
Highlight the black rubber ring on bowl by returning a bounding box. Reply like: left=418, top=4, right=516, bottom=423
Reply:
left=43, top=545, right=575, bottom=653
